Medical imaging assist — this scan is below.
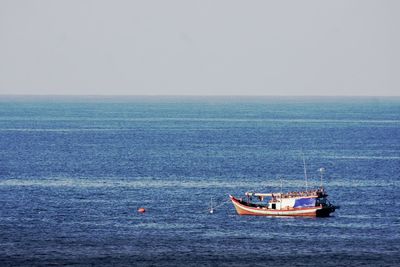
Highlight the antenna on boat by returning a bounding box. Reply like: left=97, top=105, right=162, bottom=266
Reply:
left=209, top=197, right=214, bottom=214
left=318, top=167, right=325, bottom=188
left=302, top=154, right=308, bottom=191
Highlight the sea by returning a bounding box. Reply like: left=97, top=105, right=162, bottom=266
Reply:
left=0, top=96, right=399, bottom=266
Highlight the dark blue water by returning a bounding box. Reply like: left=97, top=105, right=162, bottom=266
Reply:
left=0, top=96, right=399, bottom=266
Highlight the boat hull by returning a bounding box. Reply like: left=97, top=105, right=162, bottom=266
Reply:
left=229, top=195, right=334, bottom=217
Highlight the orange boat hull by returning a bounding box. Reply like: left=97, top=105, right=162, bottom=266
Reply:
left=229, top=195, right=332, bottom=217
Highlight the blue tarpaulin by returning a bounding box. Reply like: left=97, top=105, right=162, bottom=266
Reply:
left=294, top=198, right=316, bottom=208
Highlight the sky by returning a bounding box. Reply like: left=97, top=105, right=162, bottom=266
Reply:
left=0, top=0, right=399, bottom=96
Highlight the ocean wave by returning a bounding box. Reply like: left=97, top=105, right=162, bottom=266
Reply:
left=322, top=155, right=400, bottom=160
left=0, top=177, right=397, bottom=189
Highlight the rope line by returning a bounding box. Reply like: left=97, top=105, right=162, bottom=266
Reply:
left=213, top=199, right=230, bottom=209
left=205, top=198, right=231, bottom=213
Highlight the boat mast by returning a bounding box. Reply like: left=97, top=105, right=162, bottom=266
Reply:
left=319, top=167, right=325, bottom=188
left=302, top=155, right=308, bottom=191
left=280, top=177, right=283, bottom=210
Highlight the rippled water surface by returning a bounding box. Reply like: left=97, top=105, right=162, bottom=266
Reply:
left=0, top=96, right=399, bottom=266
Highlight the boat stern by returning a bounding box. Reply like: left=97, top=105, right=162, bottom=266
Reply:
left=316, top=205, right=336, bottom=217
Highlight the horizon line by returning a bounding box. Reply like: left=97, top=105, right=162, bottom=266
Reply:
left=0, top=94, right=399, bottom=98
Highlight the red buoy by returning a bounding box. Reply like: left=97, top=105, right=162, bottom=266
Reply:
left=137, top=207, right=146, bottom=213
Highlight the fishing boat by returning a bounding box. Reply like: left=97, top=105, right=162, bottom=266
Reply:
left=230, top=164, right=337, bottom=217
left=229, top=188, right=337, bottom=217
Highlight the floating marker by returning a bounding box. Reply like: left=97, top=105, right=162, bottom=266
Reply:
left=137, top=207, right=146, bottom=213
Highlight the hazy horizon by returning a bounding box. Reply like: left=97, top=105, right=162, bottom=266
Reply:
left=1, top=0, right=399, bottom=96
left=1, top=94, right=399, bottom=100
left=0, top=93, right=399, bottom=97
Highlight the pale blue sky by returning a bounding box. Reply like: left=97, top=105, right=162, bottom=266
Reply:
left=0, top=0, right=399, bottom=96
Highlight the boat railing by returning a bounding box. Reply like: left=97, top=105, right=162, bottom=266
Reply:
left=246, top=188, right=326, bottom=199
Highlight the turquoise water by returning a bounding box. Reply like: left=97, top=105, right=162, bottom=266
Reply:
left=0, top=96, right=399, bottom=266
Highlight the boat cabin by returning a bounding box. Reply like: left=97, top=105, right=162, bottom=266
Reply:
left=245, top=188, right=329, bottom=210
